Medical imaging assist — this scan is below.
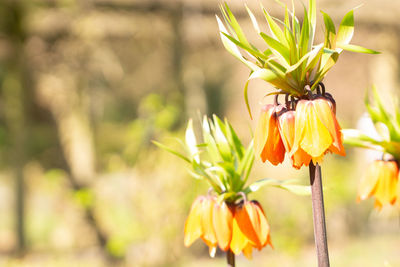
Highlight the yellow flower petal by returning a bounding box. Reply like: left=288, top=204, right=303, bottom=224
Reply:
left=230, top=216, right=248, bottom=255
left=252, top=201, right=271, bottom=248
left=358, top=161, right=381, bottom=201
left=254, top=105, right=274, bottom=159
left=213, top=202, right=233, bottom=251
left=300, top=101, right=332, bottom=158
left=374, top=161, right=398, bottom=206
left=200, top=197, right=218, bottom=249
left=184, top=196, right=204, bottom=247
left=242, top=243, right=253, bottom=259
left=313, top=98, right=345, bottom=156
left=279, top=110, right=311, bottom=168
left=235, top=202, right=260, bottom=247
left=255, top=105, right=286, bottom=165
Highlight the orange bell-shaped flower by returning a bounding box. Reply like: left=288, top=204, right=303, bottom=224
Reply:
left=291, top=98, right=345, bottom=165
left=254, top=104, right=286, bottom=165
left=278, top=110, right=312, bottom=169
left=230, top=200, right=272, bottom=259
left=357, top=160, right=399, bottom=209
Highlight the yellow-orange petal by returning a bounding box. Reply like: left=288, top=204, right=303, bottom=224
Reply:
left=263, top=112, right=286, bottom=164
left=252, top=200, right=271, bottom=248
left=200, top=197, right=218, bottom=251
left=213, top=201, right=233, bottom=251
left=358, top=161, right=383, bottom=201
left=279, top=110, right=311, bottom=168
left=254, top=105, right=275, bottom=159
left=300, top=100, right=332, bottom=158
left=235, top=202, right=261, bottom=247
left=184, top=196, right=204, bottom=247
left=374, top=161, right=398, bottom=207
left=278, top=111, right=296, bottom=152
left=313, top=98, right=345, bottom=156
left=230, top=216, right=249, bottom=255
left=242, top=243, right=253, bottom=259
left=291, top=100, right=307, bottom=153
left=255, top=105, right=286, bottom=165
left=292, top=148, right=312, bottom=169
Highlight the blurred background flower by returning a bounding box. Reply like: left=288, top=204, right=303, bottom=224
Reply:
left=0, top=0, right=399, bottom=266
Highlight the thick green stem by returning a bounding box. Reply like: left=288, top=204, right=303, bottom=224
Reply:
left=309, top=162, right=330, bottom=267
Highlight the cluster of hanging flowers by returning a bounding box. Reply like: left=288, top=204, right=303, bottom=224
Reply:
left=255, top=83, right=345, bottom=169
left=343, top=86, right=400, bottom=210
left=155, top=115, right=308, bottom=260
left=184, top=194, right=272, bottom=259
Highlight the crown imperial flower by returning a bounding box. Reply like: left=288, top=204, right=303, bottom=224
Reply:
left=184, top=196, right=272, bottom=259
left=291, top=97, right=345, bottom=165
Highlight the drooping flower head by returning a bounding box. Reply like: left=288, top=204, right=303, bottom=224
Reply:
left=357, top=160, right=399, bottom=209
left=291, top=97, right=345, bottom=165
left=343, top=87, right=400, bottom=209
left=184, top=194, right=272, bottom=259
left=254, top=87, right=345, bottom=168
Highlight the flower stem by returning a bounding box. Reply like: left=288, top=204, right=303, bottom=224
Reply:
left=226, top=249, right=235, bottom=267
left=309, top=162, right=330, bottom=267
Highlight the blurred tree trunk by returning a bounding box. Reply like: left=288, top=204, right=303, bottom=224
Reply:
left=0, top=1, right=28, bottom=254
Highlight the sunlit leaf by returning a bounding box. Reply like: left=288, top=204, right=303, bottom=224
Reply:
left=216, top=16, right=260, bottom=71
left=336, top=43, right=380, bottom=54
left=185, top=119, right=200, bottom=163
left=321, top=11, right=336, bottom=48
left=202, top=116, right=221, bottom=163
left=261, top=5, right=289, bottom=47
left=299, top=6, right=310, bottom=57
left=245, top=4, right=261, bottom=34
left=243, top=178, right=310, bottom=195
left=260, top=32, right=291, bottom=65
left=222, top=33, right=269, bottom=61
left=335, top=10, right=354, bottom=51
left=152, top=141, right=191, bottom=163
left=279, top=184, right=311, bottom=196
left=308, top=0, right=316, bottom=47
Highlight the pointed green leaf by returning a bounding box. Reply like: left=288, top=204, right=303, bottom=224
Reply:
left=221, top=32, right=269, bottom=61
left=212, top=115, right=232, bottom=161
left=286, top=43, right=323, bottom=73
left=245, top=4, right=261, bottom=34
left=321, top=11, right=336, bottom=48
left=224, top=118, right=244, bottom=159
left=243, top=178, right=281, bottom=193
left=152, top=141, right=191, bottom=163
left=279, top=184, right=311, bottom=196
left=336, top=43, right=380, bottom=54
left=216, top=15, right=260, bottom=71
left=308, top=0, right=316, bottom=46
left=202, top=116, right=221, bottom=163
left=238, top=141, right=254, bottom=185
left=260, top=32, right=291, bottom=65
left=261, top=5, right=289, bottom=47
left=185, top=119, right=200, bottom=163
left=336, top=10, right=354, bottom=48
left=223, top=3, right=252, bottom=48
left=299, top=6, right=310, bottom=57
